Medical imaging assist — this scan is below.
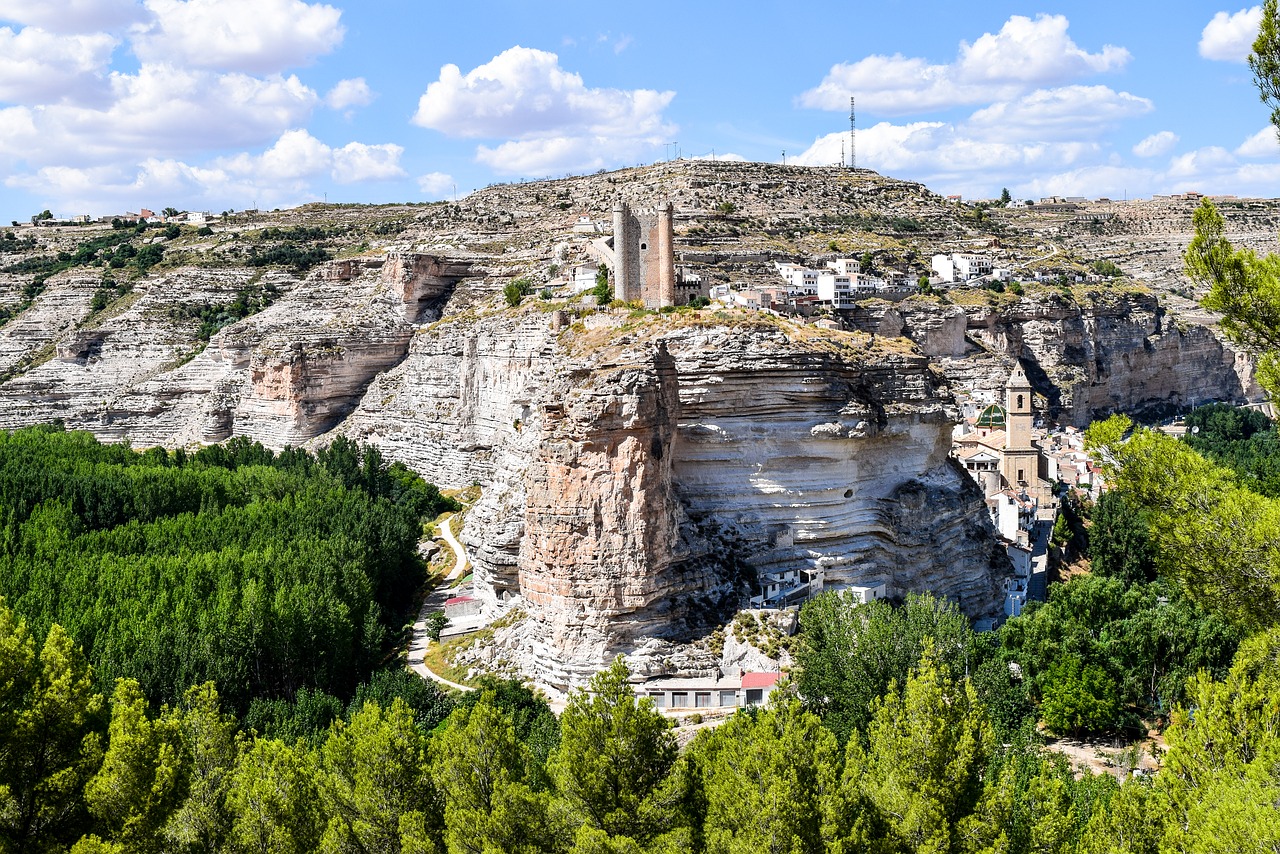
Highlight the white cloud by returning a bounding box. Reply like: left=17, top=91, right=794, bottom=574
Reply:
left=1168, top=146, right=1236, bottom=178
left=413, top=46, right=675, bottom=176
left=967, top=85, right=1152, bottom=140
left=7, top=129, right=406, bottom=212
left=1236, top=125, right=1280, bottom=157
left=133, top=0, right=343, bottom=74
left=0, top=64, right=319, bottom=166
left=0, top=26, right=118, bottom=104
left=0, top=0, right=149, bottom=33
left=794, top=121, right=1097, bottom=187
left=324, top=77, right=372, bottom=111
left=1200, top=7, right=1263, bottom=62
left=417, top=171, right=453, bottom=197
left=414, top=46, right=674, bottom=139
left=1133, top=131, right=1179, bottom=158
left=1017, top=165, right=1158, bottom=200
left=331, top=141, right=404, bottom=183
left=221, top=129, right=404, bottom=184
left=474, top=135, right=645, bottom=176
left=799, top=14, right=1129, bottom=114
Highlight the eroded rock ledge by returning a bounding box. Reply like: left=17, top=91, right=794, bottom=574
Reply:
left=338, top=310, right=1008, bottom=688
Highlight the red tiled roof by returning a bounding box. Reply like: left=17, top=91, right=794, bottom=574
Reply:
left=741, top=671, right=781, bottom=689
left=444, top=596, right=475, bottom=606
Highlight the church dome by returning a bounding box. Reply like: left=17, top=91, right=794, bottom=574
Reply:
left=975, top=403, right=1007, bottom=429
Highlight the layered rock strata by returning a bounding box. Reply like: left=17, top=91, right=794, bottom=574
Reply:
left=336, top=312, right=1007, bottom=687
left=0, top=253, right=471, bottom=446
left=835, top=292, right=1257, bottom=425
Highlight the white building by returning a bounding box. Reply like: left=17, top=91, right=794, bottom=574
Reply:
left=817, top=272, right=857, bottom=308
left=932, top=253, right=993, bottom=283
left=828, top=258, right=862, bottom=276
left=846, top=582, right=888, bottom=605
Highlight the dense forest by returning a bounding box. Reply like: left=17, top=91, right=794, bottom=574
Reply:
left=0, top=427, right=456, bottom=714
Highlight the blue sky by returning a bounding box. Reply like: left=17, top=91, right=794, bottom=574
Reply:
left=0, top=0, right=1277, bottom=222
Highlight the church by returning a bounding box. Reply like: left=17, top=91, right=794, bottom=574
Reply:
left=954, top=364, right=1053, bottom=502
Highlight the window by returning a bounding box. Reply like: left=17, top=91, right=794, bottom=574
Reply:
left=720, top=690, right=738, bottom=707
left=695, top=692, right=712, bottom=708
left=648, top=692, right=665, bottom=709
left=1017, top=394, right=1025, bottom=409
left=745, top=689, right=764, bottom=706
left=670, top=692, right=689, bottom=708
left=640, top=242, right=647, bottom=250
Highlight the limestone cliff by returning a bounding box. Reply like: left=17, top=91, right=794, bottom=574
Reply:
left=336, top=310, right=1007, bottom=687
left=837, top=290, right=1257, bottom=425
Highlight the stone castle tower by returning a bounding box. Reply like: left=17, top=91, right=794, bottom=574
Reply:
left=611, top=198, right=675, bottom=309
left=1001, top=363, right=1038, bottom=489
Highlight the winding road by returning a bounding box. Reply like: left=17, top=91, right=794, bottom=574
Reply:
left=406, top=513, right=475, bottom=693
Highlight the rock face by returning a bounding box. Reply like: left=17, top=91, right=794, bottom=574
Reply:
left=944, top=291, right=1257, bottom=424
left=824, top=291, right=1255, bottom=425
left=0, top=253, right=472, bottom=447
left=337, top=312, right=1007, bottom=687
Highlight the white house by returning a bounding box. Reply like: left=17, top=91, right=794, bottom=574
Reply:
left=846, top=582, right=888, bottom=605
left=931, top=254, right=957, bottom=283
left=817, top=272, right=857, bottom=308
left=828, top=258, right=862, bottom=276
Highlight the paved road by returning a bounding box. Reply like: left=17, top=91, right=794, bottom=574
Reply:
left=407, top=587, right=474, bottom=693
left=440, top=513, right=469, bottom=581
left=405, top=514, right=476, bottom=693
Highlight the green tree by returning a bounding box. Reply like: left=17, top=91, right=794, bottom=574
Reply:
left=592, top=265, right=612, bottom=304
left=225, top=739, right=323, bottom=854
left=1086, top=416, right=1280, bottom=629
left=1088, top=490, right=1156, bottom=583
left=796, top=591, right=977, bottom=744
left=432, top=692, right=553, bottom=854
left=83, top=680, right=186, bottom=852
left=1000, top=187, right=1012, bottom=206
left=859, top=642, right=993, bottom=854
left=0, top=620, right=104, bottom=854
left=161, top=683, right=239, bottom=854
left=549, top=657, right=677, bottom=842
left=1184, top=197, right=1280, bottom=396
left=692, top=699, right=846, bottom=854
left=318, top=699, right=440, bottom=854
left=1038, top=656, right=1121, bottom=736
left=1250, top=0, right=1280, bottom=137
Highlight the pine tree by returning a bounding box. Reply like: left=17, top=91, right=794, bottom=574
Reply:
left=549, top=657, right=677, bottom=843
left=860, top=642, right=993, bottom=854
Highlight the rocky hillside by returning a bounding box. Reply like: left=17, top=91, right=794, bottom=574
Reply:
left=0, top=159, right=1270, bottom=686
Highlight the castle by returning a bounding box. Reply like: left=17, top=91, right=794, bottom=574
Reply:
left=609, top=198, right=676, bottom=309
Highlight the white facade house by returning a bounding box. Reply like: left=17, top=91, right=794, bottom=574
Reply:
left=846, top=582, right=888, bottom=605
left=932, top=253, right=993, bottom=283
left=751, top=567, right=825, bottom=609
left=954, top=254, right=993, bottom=280
left=639, top=671, right=782, bottom=711
left=817, top=273, right=857, bottom=308
left=828, top=258, right=862, bottom=276
left=932, top=254, right=957, bottom=283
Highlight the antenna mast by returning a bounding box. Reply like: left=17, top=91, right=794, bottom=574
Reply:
left=849, top=96, right=856, bottom=170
